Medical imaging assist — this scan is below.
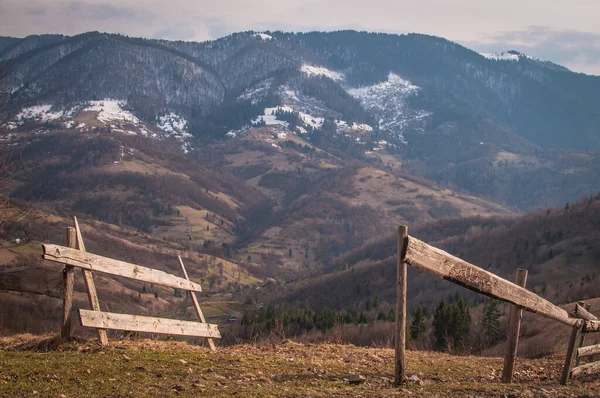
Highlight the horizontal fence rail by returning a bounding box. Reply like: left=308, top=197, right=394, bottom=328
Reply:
left=584, top=320, right=600, bottom=333
left=575, top=303, right=598, bottom=321
left=43, top=244, right=203, bottom=292
left=571, top=362, right=600, bottom=378
left=79, top=310, right=221, bottom=338
left=403, top=236, right=579, bottom=327
left=578, top=344, right=600, bottom=358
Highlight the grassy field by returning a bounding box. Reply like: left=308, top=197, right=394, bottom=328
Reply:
left=1, top=336, right=598, bottom=397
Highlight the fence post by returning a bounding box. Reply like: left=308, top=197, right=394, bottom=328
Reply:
left=501, top=268, right=528, bottom=383
left=178, top=256, right=216, bottom=351
left=61, top=227, right=77, bottom=339
left=394, top=225, right=409, bottom=386
left=73, top=217, right=109, bottom=346
left=561, top=319, right=584, bottom=385
left=575, top=303, right=591, bottom=368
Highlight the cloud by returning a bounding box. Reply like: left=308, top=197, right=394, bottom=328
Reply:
left=463, top=26, right=600, bottom=75
left=65, top=1, right=155, bottom=22
left=152, top=25, right=196, bottom=41
left=25, top=8, right=45, bottom=16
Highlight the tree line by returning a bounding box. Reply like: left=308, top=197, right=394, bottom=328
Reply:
left=237, top=296, right=503, bottom=352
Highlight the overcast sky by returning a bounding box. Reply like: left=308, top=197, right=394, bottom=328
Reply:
left=1, top=0, right=599, bottom=75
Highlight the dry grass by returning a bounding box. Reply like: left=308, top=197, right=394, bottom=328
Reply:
left=349, top=166, right=513, bottom=225
left=1, top=336, right=599, bottom=397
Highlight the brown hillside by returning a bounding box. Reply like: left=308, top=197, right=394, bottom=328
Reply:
left=271, top=194, right=600, bottom=312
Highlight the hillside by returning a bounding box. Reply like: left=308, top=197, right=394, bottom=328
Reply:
left=271, top=193, right=600, bottom=313
left=0, top=102, right=513, bottom=277
left=0, top=200, right=263, bottom=336
left=1, top=336, right=599, bottom=397
left=2, top=30, right=600, bottom=210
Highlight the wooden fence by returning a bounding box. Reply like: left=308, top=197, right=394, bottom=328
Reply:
left=394, top=225, right=600, bottom=386
left=40, top=217, right=220, bottom=349
left=562, top=302, right=600, bottom=384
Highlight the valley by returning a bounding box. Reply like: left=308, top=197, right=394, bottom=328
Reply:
left=0, top=30, right=598, bottom=378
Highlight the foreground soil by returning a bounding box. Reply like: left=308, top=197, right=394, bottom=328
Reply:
left=0, top=335, right=598, bottom=397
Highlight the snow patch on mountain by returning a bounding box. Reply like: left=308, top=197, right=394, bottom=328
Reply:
left=252, top=106, right=293, bottom=128
left=157, top=112, right=188, bottom=134
left=255, top=32, right=273, bottom=40
left=8, top=100, right=194, bottom=153
left=348, top=72, right=430, bottom=141
left=481, top=51, right=534, bottom=61
left=238, top=79, right=273, bottom=105
left=336, top=120, right=373, bottom=132
left=14, top=105, right=64, bottom=124
left=278, top=85, right=328, bottom=116
left=300, top=64, right=344, bottom=81
left=84, top=100, right=139, bottom=124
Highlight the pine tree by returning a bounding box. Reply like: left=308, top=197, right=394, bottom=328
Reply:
left=454, top=297, right=471, bottom=348
left=481, top=299, right=501, bottom=347
left=433, top=300, right=448, bottom=350
left=433, top=298, right=471, bottom=352
left=410, top=305, right=426, bottom=340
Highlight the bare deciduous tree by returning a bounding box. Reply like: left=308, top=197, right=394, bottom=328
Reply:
left=0, top=58, right=16, bottom=182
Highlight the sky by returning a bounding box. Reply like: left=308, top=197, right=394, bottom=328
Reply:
left=1, top=0, right=599, bottom=75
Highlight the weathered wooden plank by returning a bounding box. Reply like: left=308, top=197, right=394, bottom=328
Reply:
left=571, top=361, right=600, bottom=378
left=79, top=310, right=221, bottom=338
left=578, top=343, right=600, bottom=358
left=404, top=236, right=578, bottom=327
left=43, top=244, right=203, bottom=293
left=0, top=265, right=63, bottom=298
left=73, top=217, right=108, bottom=346
left=61, top=228, right=76, bottom=339
left=502, top=268, right=528, bottom=383
left=394, top=225, right=409, bottom=386
left=178, top=256, right=217, bottom=350
left=574, top=303, right=598, bottom=321
left=561, top=322, right=584, bottom=385
left=585, top=320, right=600, bottom=333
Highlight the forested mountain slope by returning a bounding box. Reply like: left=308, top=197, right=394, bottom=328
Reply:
left=2, top=30, right=600, bottom=210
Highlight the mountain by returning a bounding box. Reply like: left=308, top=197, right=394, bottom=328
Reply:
left=1, top=29, right=600, bottom=294
left=2, top=30, right=600, bottom=213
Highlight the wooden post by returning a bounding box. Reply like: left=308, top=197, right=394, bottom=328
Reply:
left=502, top=268, right=528, bottom=383
left=178, top=256, right=216, bottom=351
left=61, top=228, right=77, bottom=339
left=561, top=320, right=584, bottom=385
left=575, top=303, right=591, bottom=367
left=394, top=225, right=409, bottom=386
left=73, top=217, right=109, bottom=346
